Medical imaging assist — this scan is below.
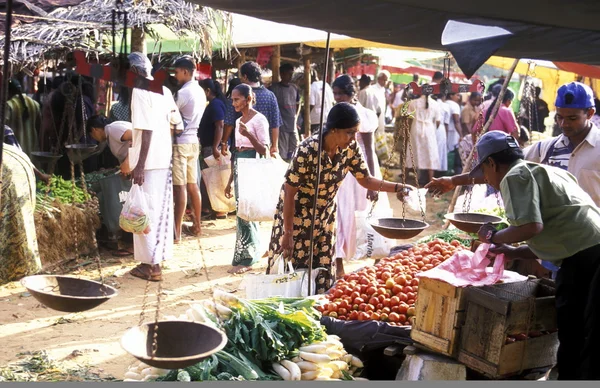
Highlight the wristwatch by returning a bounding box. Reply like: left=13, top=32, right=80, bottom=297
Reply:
left=486, top=229, right=497, bottom=244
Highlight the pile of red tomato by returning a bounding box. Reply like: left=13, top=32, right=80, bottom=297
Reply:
left=319, top=239, right=466, bottom=326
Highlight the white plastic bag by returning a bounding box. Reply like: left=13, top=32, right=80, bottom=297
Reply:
left=202, top=155, right=236, bottom=213
left=236, top=156, right=288, bottom=222
left=352, top=207, right=395, bottom=261
left=242, top=255, right=327, bottom=298
left=405, top=188, right=428, bottom=212
left=119, top=184, right=151, bottom=234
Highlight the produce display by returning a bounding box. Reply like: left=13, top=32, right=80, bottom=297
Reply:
left=319, top=240, right=468, bottom=326
left=417, top=229, right=472, bottom=246
left=123, top=292, right=366, bottom=382
left=36, top=175, right=91, bottom=204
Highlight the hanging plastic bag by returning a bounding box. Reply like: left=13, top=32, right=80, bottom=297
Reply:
left=374, top=132, right=390, bottom=161
left=119, top=184, right=151, bottom=234
left=236, top=155, right=289, bottom=222
left=417, top=243, right=526, bottom=287
left=202, top=154, right=236, bottom=213
left=405, top=188, right=428, bottom=213
left=353, top=207, right=395, bottom=261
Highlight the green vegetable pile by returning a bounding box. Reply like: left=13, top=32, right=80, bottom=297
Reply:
left=417, top=229, right=472, bottom=246
left=468, top=207, right=509, bottom=238
left=153, top=292, right=327, bottom=382
left=36, top=175, right=91, bottom=205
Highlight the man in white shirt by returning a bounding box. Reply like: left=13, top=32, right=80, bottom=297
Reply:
left=309, top=70, right=334, bottom=134
left=357, top=74, right=379, bottom=116
left=172, top=57, right=206, bottom=242
left=445, top=92, right=462, bottom=151
left=371, top=70, right=391, bottom=134
left=126, top=52, right=183, bottom=282
left=87, top=115, right=132, bottom=171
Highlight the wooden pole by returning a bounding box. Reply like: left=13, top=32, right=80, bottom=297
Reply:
left=271, top=45, right=281, bottom=84
left=443, top=58, right=520, bottom=227
left=303, top=56, right=311, bottom=138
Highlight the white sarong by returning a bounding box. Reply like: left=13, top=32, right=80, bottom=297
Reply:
left=133, top=168, right=174, bottom=265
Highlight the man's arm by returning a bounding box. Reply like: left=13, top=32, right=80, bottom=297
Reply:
left=213, top=120, right=224, bottom=159
left=452, top=113, right=462, bottom=137
left=132, top=130, right=152, bottom=185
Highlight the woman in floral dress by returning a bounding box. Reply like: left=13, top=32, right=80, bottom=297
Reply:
left=266, top=102, right=414, bottom=294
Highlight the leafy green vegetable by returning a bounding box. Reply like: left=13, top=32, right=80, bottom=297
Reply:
left=417, top=229, right=472, bottom=246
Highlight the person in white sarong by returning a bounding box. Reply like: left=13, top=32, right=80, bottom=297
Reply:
left=434, top=93, right=449, bottom=175
left=125, top=52, right=183, bottom=281
left=331, top=75, right=390, bottom=277
left=406, top=94, right=441, bottom=183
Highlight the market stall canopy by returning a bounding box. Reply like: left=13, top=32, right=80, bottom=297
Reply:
left=192, top=0, right=600, bottom=65
left=230, top=13, right=427, bottom=51
left=485, top=56, right=600, bottom=110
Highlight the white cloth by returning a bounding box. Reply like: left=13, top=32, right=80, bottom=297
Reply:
left=309, top=81, right=334, bottom=125
left=105, top=121, right=132, bottom=163
left=357, top=87, right=380, bottom=115
left=235, top=112, right=270, bottom=149
left=391, top=90, right=404, bottom=109
left=524, top=124, right=600, bottom=206
left=406, top=96, right=441, bottom=170
left=133, top=169, right=174, bottom=265
left=335, top=102, right=390, bottom=259
left=372, top=83, right=390, bottom=134
left=436, top=102, right=449, bottom=171
left=129, top=86, right=181, bottom=171
left=445, top=100, right=461, bottom=151
left=175, top=80, right=206, bottom=143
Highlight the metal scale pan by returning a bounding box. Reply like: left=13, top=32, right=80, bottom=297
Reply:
left=370, top=218, right=429, bottom=240
left=444, top=212, right=504, bottom=234
left=65, top=143, right=98, bottom=164
left=21, top=275, right=118, bottom=313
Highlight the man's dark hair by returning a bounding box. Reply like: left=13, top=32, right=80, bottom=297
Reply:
left=240, top=61, right=262, bottom=83
left=535, top=86, right=542, bottom=98
left=279, top=63, right=294, bottom=74
left=432, top=71, right=443, bottom=81
left=486, top=147, right=524, bottom=166
left=174, top=57, right=196, bottom=72
left=470, top=92, right=482, bottom=100
left=359, top=74, right=371, bottom=85
left=87, top=115, right=108, bottom=133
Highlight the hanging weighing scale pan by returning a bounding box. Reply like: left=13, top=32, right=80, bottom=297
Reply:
left=30, top=151, right=64, bottom=162
left=370, top=218, right=429, bottom=240
left=65, top=144, right=98, bottom=164
left=20, top=275, right=118, bottom=313
left=121, top=321, right=228, bottom=369
left=444, top=212, right=504, bottom=234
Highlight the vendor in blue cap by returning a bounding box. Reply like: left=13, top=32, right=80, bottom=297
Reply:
left=472, top=130, right=600, bottom=380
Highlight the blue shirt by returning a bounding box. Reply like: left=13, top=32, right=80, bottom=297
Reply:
left=199, top=98, right=226, bottom=147
left=224, top=86, right=283, bottom=130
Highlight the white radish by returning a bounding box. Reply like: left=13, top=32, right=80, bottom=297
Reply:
left=272, top=362, right=291, bottom=381
left=296, top=361, right=318, bottom=372
left=123, top=378, right=140, bottom=382
left=299, top=344, right=328, bottom=354
left=124, top=372, right=142, bottom=380
left=329, top=361, right=349, bottom=371
left=140, top=368, right=153, bottom=377
left=325, top=348, right=345, bottom=360
left=291, top=356, right=302, bottom=363
left=299, top=351, right=331, bottom=364
left=281, top=359, right=301, bottom=381
left=354, top=377, right=369, bottom=381
left=315, top=377, right=334, bottom=381
left=142, top=375, right=159, bottom=381
left=149, top=367, right=169, bottom=376
left=327, top=335, right=342, bottom=341
left=301, top=371, right=319, bottom=380
left=351, top=356, right=364, bottom=368
left=331, top=370, right=342, bottom=379
left=342, top=354, right=353, bottom=364
left=319, top=367, right=334, bottom=378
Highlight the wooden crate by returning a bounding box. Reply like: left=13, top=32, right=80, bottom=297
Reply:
left=410, top=277, right=467, bottom=357
left=458, top=278, right=558, bottom=378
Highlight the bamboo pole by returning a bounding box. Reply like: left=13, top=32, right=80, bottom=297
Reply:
left=443, top=58, right=520, bottom=228
left=271, top=45, right=281, bottom=84
left=303, top=56, right=311, bottom=138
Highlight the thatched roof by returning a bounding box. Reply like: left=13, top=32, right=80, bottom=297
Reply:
left=0, top=0, right=232, bottom=69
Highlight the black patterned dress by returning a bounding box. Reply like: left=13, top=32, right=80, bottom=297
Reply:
left=266, top=134, right=370, bottom=294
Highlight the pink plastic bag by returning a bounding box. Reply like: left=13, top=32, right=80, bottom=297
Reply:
left=417, top=243, right=506, bottom=287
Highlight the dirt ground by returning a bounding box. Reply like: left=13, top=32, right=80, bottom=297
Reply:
left=0, top=181, right=450, bottom=380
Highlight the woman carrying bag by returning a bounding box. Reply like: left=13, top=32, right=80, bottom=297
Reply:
left=224, top=84, right=270, bottom=274
left=265, top=102, right=415, bottom=294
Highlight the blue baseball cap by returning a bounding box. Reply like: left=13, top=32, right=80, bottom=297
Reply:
left=469, top=131, right=520, bottom=178
left=555, top=82, right=595, bottom=109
